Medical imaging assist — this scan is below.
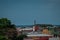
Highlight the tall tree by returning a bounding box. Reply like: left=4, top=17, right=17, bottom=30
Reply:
left=0, top=18, right=17, bottom=40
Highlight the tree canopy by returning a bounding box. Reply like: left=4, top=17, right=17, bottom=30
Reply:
left=0, top=18, right=17, bottom=40
left=0, top=18, right=11, bottom=28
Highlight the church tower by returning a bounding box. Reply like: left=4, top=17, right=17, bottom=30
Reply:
left=34, top=20, right=36, bottom=25
left=33, top=20, right=36, bottom=31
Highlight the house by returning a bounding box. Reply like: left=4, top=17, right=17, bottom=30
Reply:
left=24, top=32, right=53, bottom=40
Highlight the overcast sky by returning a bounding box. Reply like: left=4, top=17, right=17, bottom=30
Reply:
left=0, top=0, right=60, bottom=25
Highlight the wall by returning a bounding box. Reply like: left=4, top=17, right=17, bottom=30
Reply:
left=49, top=37, right=60, bottom=40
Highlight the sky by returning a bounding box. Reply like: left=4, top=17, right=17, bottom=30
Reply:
left=0, top=0, right=60, bottom=25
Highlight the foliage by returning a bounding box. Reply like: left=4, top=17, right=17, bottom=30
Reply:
left=0, top=18, right=17, bottom=40
left=0, top=18, right=11, bottom=28
left=16, top=34, right=27, bottom=40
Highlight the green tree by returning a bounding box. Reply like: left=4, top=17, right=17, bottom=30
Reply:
left=0, top=35, right=8, bottom=40
left=16, top=34, right=27, bottom=40
left=0, top=18, right=17, bottom=40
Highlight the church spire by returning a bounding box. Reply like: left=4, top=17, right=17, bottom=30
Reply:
left=34, top=20, right=36, bottom=25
